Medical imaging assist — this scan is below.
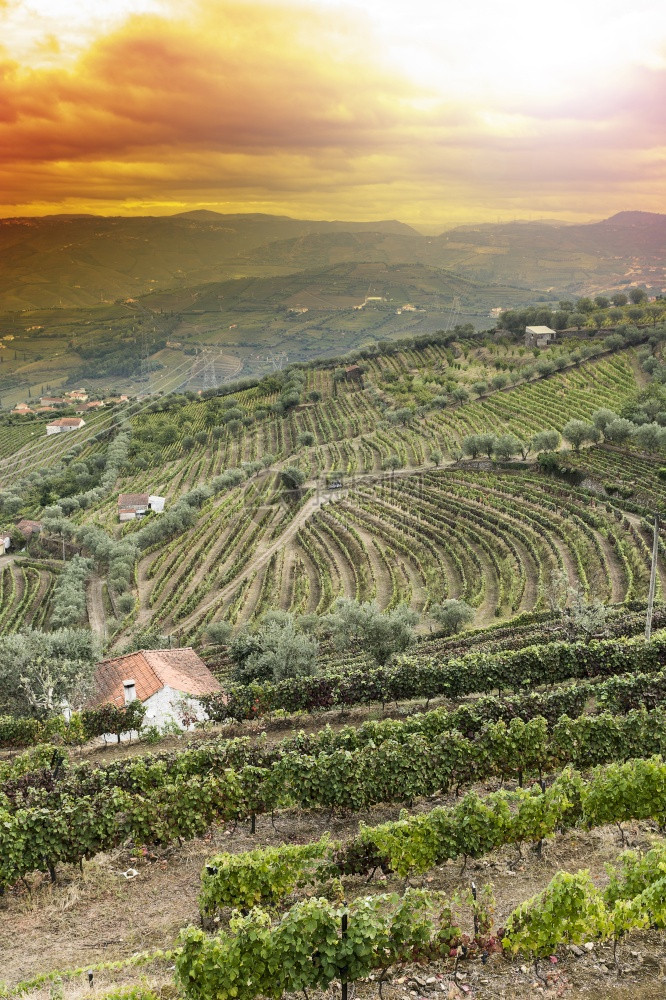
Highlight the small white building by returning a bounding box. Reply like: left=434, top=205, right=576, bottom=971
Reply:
left=46, top=417, right=86, bottom=435
left=117, top=492, right=166, bottom=521
left=88, top=648, right=223, bottom=730
left=525, top=325, right=556, bottom=348
left=0, top=532, right=10, bottom=555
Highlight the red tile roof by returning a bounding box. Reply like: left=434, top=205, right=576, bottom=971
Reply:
left=118, top=492, right=149, bottom=508
left=88, top=648, right=222, bottom=708
left=47, top=417, right=85, bottom=427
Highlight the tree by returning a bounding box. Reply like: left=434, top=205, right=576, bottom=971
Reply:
left=569, top=312, right=585, bottom=331
left=429, top=449, right=442, bottom=466
left=325, top=598, right=419, bottom=665
left=230, top=613, right=318, bottom=683
left=494, top=433, right=521, bottom=460
left=383, top=454, right=402, bottom=475
left=611, top=293, right=628, bottom=307
left=450, top=387, right=469, bottom=404
left=477, top=433, right=496, bottom=459
left=562, top=419, right=598, bottom=451
left=206, top=621, right=232, bottom=646
left=631, top=422, right=665, bottom=453
left=308, top=390, right=322, bottom=402
left=298, top=432, right=315, bottom=447
left=594, top=295, right=610, bottom=309
left=549, top=571, right=609, bottom=643
left=591, top=408, right=618, bottom=436
left=429, top=599, right=475, bottom=635
left=462, top=435, right=481, bottom=459
left=629, top=288, right=647, bottom=305
left=604, top=417, right=635, bottom=444
left=281, top=466, right=305, bottom=490
left=604, top=333, right=625, bottom=351
left=0, top=627, right=99, bottom=716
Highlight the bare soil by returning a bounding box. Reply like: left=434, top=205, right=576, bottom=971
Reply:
left=2, top=777, right=666, bottom=997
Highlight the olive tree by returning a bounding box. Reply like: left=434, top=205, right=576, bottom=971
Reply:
left=0, top=627, right=100, bottom=716
left=429, top=599, right=475, bottom=635
left=230, top=612, right=318, bottom=683
left=324, top=598, right=419, bottom=665
left=562, top=419, right=598, bottom=451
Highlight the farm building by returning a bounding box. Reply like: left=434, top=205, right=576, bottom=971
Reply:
left=12, top=403, right=33, bottom=415
left=117, top=492, right=166, bottom=521
left=1, top=531, right=10, bottom=555
left=88, top=648, right=223, bottom=730
left=525, top=325, right=556, bottom=348
left=45, top=417, right=86, bottom=435
left=65, top=388, right=88, bottom=401
left=40, top=397, right=65, bottom=407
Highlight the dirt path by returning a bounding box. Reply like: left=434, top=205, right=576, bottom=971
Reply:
left=178, top=492, right=327, bottom=631
left=86, top=575, right=106, bottom=638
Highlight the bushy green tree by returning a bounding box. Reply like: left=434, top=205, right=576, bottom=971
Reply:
left=591, top=408, right=618, bottom=436
left=230, top=613, right=318, bottom=683
left=562, top=419, right=598, bottom=451
left=324, top=598, right=418, bottom=665
left=281, top=467, right=306, bottom=490
left=494, top=434, right=521, bottom=460
left=429, top=599, right=475, bottom=635
left=206, top=621, right=233, bottom=646
left=531, top=429, right=561, bottom=454
left=0, top=627, right=100, bottom=715
left=604, top=418, right=635, bottom=444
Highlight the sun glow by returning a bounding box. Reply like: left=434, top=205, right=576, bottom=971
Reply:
left=1, top=0, right=664, bottom=221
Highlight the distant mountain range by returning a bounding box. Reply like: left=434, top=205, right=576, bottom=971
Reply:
left=0, top=210, right=663, bottom=311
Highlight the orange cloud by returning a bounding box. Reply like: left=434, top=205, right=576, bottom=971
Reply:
left=0, top=1, right=663, bottom=224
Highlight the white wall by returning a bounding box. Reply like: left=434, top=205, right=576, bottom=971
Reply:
left=142, top=685, right=210, bottom=730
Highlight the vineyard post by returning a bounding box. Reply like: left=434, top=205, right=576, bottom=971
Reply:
left=645, top=513, right=660, bottom=641
left=341, top=904, right=348, bottom=1000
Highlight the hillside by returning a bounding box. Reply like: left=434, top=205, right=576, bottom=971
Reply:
left=0, top=210, right=662, bottom=316
left=3, top=320, right=666, bottom=998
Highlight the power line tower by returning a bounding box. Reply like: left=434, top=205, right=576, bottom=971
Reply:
left=266, top=351, right=288, bottom=372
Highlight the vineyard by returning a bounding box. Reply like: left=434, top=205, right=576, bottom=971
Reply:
left=3, top=330, right=666, bottom=997
left=3, top=632, right=666, bottom=996
left=0, top=559, right=57, bottom=635
left=119, top=464, right=658, bottom=642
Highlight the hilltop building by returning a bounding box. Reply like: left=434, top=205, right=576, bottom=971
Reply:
left=87, top=647, right=222, bottom=730
left=525, top=325, right=556, bottom=348
left=46, top=417, right=85, bottom=435
left=12, top=403, right=33, bottom=415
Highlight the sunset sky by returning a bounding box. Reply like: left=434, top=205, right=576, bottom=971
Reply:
left=2, top=0, right=665, bottom=226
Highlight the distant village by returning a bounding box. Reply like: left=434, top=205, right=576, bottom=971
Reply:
left=10, top=388, right=130, bottom=434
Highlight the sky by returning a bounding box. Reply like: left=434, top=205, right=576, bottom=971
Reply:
left=1, top=0, right=665, bottom=226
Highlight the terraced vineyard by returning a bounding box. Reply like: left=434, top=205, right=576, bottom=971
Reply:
left=0, top=559, right=57, bottom=634
left=128, top=465, right=658, bottom=642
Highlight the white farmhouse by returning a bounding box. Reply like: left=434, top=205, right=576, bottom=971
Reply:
left=46, top=417, right=86, bottom=435
left=87, top=648, right=223, bottom=730
left=117, top=492, right=166, bottom=521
